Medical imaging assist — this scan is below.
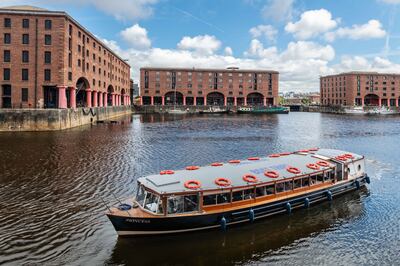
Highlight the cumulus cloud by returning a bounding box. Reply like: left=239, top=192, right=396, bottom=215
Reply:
left=325, top=20, right=386, bottom=42
left=285, top=9, right=338, bottom=40
left=249, top=25, right=278, bottom=43
left=0, top=0, right=159, bottom=21
left=281, top=41, right=335, bottom=61
left=120, top=24, right=151, bottom=50
left=379, top=0, right=400, bottom=4
left=177, top=35, right=222, bottom=55
left=245, top=39, right=278, bottom=58
left=261, top=0, right=295, bottom=22
left=224, top=47, right=233, bottom=56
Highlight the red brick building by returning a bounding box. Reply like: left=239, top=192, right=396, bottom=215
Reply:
left=140, top=67, right=279, bottom=106
left=0, top=5, right=131, bottom=109
left=320, top=71, right=400, bottom=107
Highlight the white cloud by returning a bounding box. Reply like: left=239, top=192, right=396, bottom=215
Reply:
left=332, top=55, right=400, bottom=74
left=379, top=0, right=400, bottom=4
left=285, top=9, right=338, bottom=40
left=249, top=25, right=278, bottom=43
left=281, top=41, right=335, bottom=61
left=0, top=0, right=159, bottom=21
left=245, top=39, right=278, bottom=58
left=224, top=47, right=233, bottom=56
left=120, top=24, right=151, bottom=50
left=177, top=35, right=222, bottom=55
left=261, top=0, right=294, bottom=22
left=325, top=20, right=386, bottom=42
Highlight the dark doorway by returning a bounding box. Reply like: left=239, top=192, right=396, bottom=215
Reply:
left=247, top=92, right=264, bottom=106
left=154, top=96, right=162, bottom=105
left=142, top=96, right=151, bottom=105
left=186, top=96, right=194, bottom=106
left=43, top=86, right=58, bottom=108
left=364, top=94, right=379, bottom=106
left=165, top=91, right=183, bottom=105
left=76, top=77, right=89, bottom=107
left=1, top=85, right=12, bottom=108
left=237, top=97, right=244, bottom=106
left=107, top=85, right=114, bottom=106
left=206, top=92, right=224, bottom=106
left=196, top=97, right=204, bottom=106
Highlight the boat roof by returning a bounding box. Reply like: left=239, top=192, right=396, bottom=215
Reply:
left=138, top=149, right=363, bottom=194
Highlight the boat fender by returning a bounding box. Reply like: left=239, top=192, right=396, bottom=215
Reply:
left=304, top=198, right=310, bottom=208
left=326, top=190, right=333, bottom=201
left=355, top=180, right=360, bottom=190
left=365, top=175, right=371, bottom=184
left=220, top=216, right=227, bottom=231
left=249, top=209, right=255, bottom=222
left=285, top=202, right=292, bottom=214
left=118, top=203, right=132, bottom=211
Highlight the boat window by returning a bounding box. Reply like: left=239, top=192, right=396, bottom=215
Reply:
left=358, top=165, right=361, bottom=171
left=203, top=195, right=217, bottom=206
left=302, top=177, right=310, bottom=187
left=144, top=192, right=160, bottom=213
left=216, top=193, right=231, bottom=204
left=276, top=182, right=284, bottom=193
left=324, top=171, right=332, bottom=182
left=310, top=175, right=318, bottom=186
left=256, top=186, right=266, bottom=197
left=243, top=188, right=254, bottom=200
left=136, top=185, right=146, bottom=207
left=157, top=199, right=164, bottom=214
left=184, top=194, right=199, bottom=212
left=293, top=178, right=302, bottom=189
left=284, top=180, right=293, bottom=191
left=266, top=185, right=275, bottom=195
left=316, top=174, right=324, bottom=184
left=232, top=191, right=244, bottom=202
left=167, top=196, right=184, bottom=214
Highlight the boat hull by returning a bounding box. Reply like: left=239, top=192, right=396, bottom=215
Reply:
left=107, top=175, right=368, bottom=236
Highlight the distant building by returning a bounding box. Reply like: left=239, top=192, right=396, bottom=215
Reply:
left=320, top=72, right=400, bottom=107
left=139, top=67, right=279, bottom=106
left=0, top=5, right=131, bottom=109
left=308, top=93, right=320, bottom=105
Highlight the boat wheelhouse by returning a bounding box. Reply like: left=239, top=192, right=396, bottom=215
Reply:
left=106, top=148, right=370, bottom=236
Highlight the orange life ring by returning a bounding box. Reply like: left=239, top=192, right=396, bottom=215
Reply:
left=229, top=160, right=241, bottom=164
left=211, top=162, right=223, bottom=167
left=160, top=170, right=175, bottom=175
left=306, top=163, right=320, bottom=170
left=243, top=174, right=259, bottom=183
left=335, top=155, right=348, bottom=161
left=269, top=154, right=280, bottom=158
left=184, top=180, right=201, bottom=190
left=343, top=153, right=354, bottom=159
left=316, top=161, right=330, bottom=167
left=264, top=170, right=279, bottom=178
left=248, top=157, right=260, bottom=161
left=279, top=152, right=291, bottom=156
left=214, top=177, right=231, bottom=187
left=286, top=166, right=301, bottom=174
left=186, top=165, right=200, bottom=170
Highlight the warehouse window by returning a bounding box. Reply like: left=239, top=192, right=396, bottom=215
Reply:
left=44, top=20, right=52, bottom=30
left=21, top=88, right=28, bottom=102
left=44, top=69, right=51, bottom=81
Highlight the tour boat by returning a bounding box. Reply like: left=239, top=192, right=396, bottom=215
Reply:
left=344, top=106, right=367, bottom=115
left=106, top=148, right=370, bottom=236
left=237, top=106, right=289, bottom=114
left=199, top=106, right=229, bottom=114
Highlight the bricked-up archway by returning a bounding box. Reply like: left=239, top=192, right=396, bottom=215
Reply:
left=364, top=94, right=380, bottom=106
left=247, top=92, right=264, bottom=106
left=207, top=92, right=225, bottom=106
left=107, top=85, right=114, bottom=106
left=165, top=91, right=183, bottom=105
left=76, top=77, right=89, bottom=107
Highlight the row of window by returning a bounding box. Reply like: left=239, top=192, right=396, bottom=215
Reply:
left=143, top=90, right=274, bottom=96
left=4, top=18, right=52, bottom=29
left=148, top=71, right=274, bottom=78
left=3, top=68, right=51, bottom=81
left=3, top=33, right=52, bottom=45
left=3, top=50, right=51, bottom=64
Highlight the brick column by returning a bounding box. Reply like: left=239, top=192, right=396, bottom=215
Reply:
left=244, top=97, right=247, bottom=106
left=378, top=98, right=382, bottom=107
left=103, top=92, right=107, bottom=107
left=99, top=92, right=103, bottom=107
left=193, top=97, right=196, bottom=106
left=111, top=93, right=115, bottom=106
left=224, top=96, right=227, bottom=106
left=396, top=99, right=399, bottom=108
left=183, top=96, right=186, bottom=106
left=58, top=86, right=68, bottom=109
left=140, top=96, right=143, bottom=105
left=86, top=89, right=92, bottom=108
left=361, top=97, right=364, bottom=107
left=161, top=96, right=165, bottom=106
left=263, top=97, right=267, bottom=106
left=234, top=97, right=237, bottom=107
left=69, top=87, right=76, bottom=109
left=93, top=90, right=98, bottom=107
left=150, top=96, right=154, bottom=105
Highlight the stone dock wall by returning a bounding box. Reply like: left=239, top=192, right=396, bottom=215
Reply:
left=0, top=106, right=132, bottom=131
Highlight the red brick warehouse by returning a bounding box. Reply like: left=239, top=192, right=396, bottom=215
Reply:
left=320, top=71, right=400, bottom=107
left=140, top=67, right=279, bottom=107
left=0, top=5, right=131, bottom=109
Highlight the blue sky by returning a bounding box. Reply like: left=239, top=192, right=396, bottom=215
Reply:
left=2, top=0, right=400, bottom=91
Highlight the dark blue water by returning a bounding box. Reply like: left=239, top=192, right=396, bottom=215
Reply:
left=0, top=112, right=399, bottom=265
